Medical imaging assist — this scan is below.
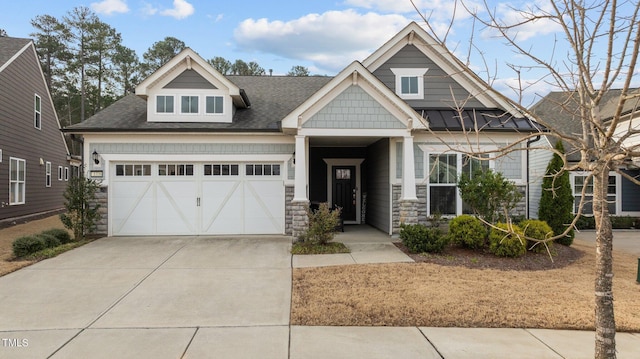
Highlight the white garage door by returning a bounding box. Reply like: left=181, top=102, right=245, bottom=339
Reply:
left=110, top=163, right=284, bottom=236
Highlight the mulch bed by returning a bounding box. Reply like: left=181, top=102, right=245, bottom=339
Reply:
left=394, top=242, right=585, bottom=271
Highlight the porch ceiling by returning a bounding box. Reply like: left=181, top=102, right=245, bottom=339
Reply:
left=309, top=136, right=384, bottom=147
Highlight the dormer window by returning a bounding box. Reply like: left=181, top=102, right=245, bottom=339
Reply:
left=156, top=95, right=174, bottom=113
left=206, top=96, right=224, bottom=114
left=181, top=96, right=199, bottom=114
left=391, top=68, right=428, bottom=100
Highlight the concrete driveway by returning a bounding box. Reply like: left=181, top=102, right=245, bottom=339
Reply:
left=0, top=236, right=293, bottom=358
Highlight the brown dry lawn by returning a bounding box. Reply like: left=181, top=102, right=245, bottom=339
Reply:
left=0, top=215, right=69, bottom=276
left=291, top=241, right=640, bottom=331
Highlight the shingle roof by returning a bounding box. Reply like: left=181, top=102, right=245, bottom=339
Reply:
left=63, top=75, right=333, bottom=132
left=0, top=37, right=31, bottom=69
left=422, top=108, right=540, bottom=132
left=529, top=89, right=639, bottom=161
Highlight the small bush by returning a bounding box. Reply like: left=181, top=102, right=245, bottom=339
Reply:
left=448, top=215, right=486, bottom=249
left=575, top=215, right=595, bottom=230
left=13, top=235, right=47, bottom=258
left=488, top=223, right=526, bottom=258
left=520, top=219, right=554, bottom=253
left=611, top=216, right=637, bottom=229
left=38, top=233, right=61, bottom=248
left=400, top=223, right=449, bottom=253
left=298, top=202, right=341, bottom=245
left=41, top=228, right=73, bottom=244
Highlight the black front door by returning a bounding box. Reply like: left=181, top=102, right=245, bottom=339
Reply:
left=333, top=166, right=356, bottom=221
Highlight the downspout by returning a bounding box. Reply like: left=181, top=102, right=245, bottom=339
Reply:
left=526, top=134, right=542, bottom=219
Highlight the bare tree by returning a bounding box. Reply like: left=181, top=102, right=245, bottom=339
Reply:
left=413, top=0, right=640, bottom=357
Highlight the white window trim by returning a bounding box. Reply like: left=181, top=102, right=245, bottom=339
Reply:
left=64, top=167, right=69, bottom=181
left=391, top=68, right=428, bottom=100
left=570, top=171, right=621, bottom=215
left=204, top=95, right=225, bottom=116
left=58, top=166, right=63, bottom=181
left=34, top=94, right=42, bottom=130
left=9, top=157, right=26, bottom=205
left=155, top=95, right=175, bottom=114
left=45, top=161, right=52, bottom=187
left=424, top=151, right=495, bottom=217
left=180, top=95, right=200, bottom=115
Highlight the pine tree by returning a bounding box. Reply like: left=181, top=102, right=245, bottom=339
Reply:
left=539, top=141, right=575, bottom=245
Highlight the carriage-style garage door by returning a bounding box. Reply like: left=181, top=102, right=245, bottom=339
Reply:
left=110, top=162, right=284, bottom=235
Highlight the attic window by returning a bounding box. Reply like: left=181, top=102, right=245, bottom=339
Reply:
left=205, top=96, right=224, bottom=114
left=156, top=95, right=174, bottom=113
left=181, top=96, right=199, bottom=114
left=391, top=68, right=428, bottom=100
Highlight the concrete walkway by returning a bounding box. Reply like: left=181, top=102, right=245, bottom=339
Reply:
left=0, top=228, right=639, bottom=358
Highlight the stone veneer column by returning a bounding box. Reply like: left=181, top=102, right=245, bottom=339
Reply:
left=291, top=135, right=310, bottom=238
left=290, top=200, right=309, bottom=239
left=92, top=186, right=108, bottom=235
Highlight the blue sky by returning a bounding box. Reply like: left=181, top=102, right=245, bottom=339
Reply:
left=2, top=0, right=636, bottom=106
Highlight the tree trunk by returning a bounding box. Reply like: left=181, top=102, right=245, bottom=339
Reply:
left=593, top=169, right=616, bottom=358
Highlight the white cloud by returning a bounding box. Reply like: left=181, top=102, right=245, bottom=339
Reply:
left=160, top=0, right=194, bottom=20
left=91, top=0, right=129, bottom=15
left=141, top=2, right=158, bottom=16
left=480, top=0, right=562, bottom=42
left=234, top=10, right=409, bottom=73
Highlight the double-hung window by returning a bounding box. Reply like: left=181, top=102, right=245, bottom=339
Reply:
left=391, top=68, right=428, bottom=100
left=45, top=162, right=52, bottom=187
left=428, top=154, right=458, bottom=216
left=181, top=96, right=199, bottom=114
left=427, top=153, right=493, bottom=216
left=205, top=96, right=224, bottom=114
left=572, top=174, right=617, bottom=215
left=156, top=95, right=174, bottom=113
left=34, top=94, right=41, bottom=129
left=9, top=157, right=26, bottom=205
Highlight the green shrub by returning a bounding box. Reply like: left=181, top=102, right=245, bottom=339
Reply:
left=12, top=235, right=47, bottom=258
left=538, top=141, right=575, bottom=246
left=400, top=223, right=449, bottom=253
left=41, top=228, right=73, bottom=244
left=298, top=202, right=341, bottom=245
left=488, top=223, right=526, bottom=258
left=458, top=169, right=522, bottom=224
left=448, top=215, right=486, bottom=249
left=38, top=233, right=61, bottom=249
left=575, top=215, right=595, bottom=230
left=611, top=216, right=637, bottom=229
left=520, top=219, right=554, bottom=253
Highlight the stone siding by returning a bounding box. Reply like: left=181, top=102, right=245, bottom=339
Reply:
left=92, top=186, right=108, bottom=235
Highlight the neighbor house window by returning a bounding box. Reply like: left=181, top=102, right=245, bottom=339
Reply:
left=45, top=162, right=52, bottom=187
left=205, top=96, right=224, bottom=114
left=64, top=167, right=69, bottom=181
left=58, top=166, right=63, bottom=181
left=572, top=174, right=617, bottom=215
left=391, top=68, right=428, bottom=100
left=181, top=96, right=199, bottom=114
left=156, top=95, right=174, bottom=113
left=34, top=94, right=41, bottom=129
left=9, top=157, right=26, bottom=205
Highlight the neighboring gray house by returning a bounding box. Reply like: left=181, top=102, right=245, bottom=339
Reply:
left=64, top=22, right=540, bottom=237
left=530, top=90, right=640, bottom=217
left=0, top=37, right=71, bottom=226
